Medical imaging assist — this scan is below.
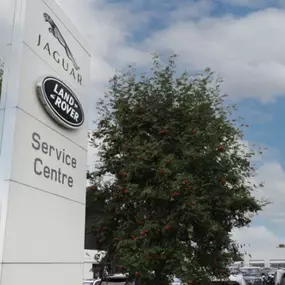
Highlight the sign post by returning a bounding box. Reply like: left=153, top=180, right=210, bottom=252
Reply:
left=0, top=0, right=90, bottom=284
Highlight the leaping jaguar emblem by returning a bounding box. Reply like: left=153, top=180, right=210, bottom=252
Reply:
left=43, top=13, right=80, bottom=71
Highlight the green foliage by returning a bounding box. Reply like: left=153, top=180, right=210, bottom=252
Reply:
left=87, top=53, right=266, bottom=285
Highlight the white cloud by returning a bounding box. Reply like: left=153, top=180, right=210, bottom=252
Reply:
left=231, top=145, right=285, bottom=262
left=236, top=140, right=285, bottom=226
left=217, top=0, right=271, bottom=8
left=143, top=8, right=285, bottom=102
left=232, top=226, right=285, bottom=262
left=87, top=141, right=97, bottom=171
left=56, top=0, right=151, bottom=82
left=252, top=162, right=285, bottom=225
left=230, top=140, right=285, bottom=261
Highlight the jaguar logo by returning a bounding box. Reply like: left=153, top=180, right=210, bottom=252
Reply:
left=43, top=13, right=80, bottom=71
left=37, top=13, right=83, bottom=85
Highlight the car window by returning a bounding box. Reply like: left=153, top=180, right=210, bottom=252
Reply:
left=240, top=268, right=261, bottom=276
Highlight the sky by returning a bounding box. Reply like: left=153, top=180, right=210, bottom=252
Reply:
left=2, top=0, right=285, bottom=264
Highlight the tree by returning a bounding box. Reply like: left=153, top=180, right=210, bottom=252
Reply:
left=233, top=254, right=244, bottom=262
left=230, top=243, right=244, bottom=262
left=87, top=54, right=266, bottom=285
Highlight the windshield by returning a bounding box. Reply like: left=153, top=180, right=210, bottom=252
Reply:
left=240, top=268, right=261, bottom=276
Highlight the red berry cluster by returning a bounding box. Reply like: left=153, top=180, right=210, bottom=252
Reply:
left=164, top=225, right=172, bottom=230
left=218, top=145, right=225, bottom=152
left=167, top=159, right=172, bottom=165
left=159, top=130, right=169, bottom=135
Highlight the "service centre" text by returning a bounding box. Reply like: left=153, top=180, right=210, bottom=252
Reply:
left=31, top=132, right=76, bottom=188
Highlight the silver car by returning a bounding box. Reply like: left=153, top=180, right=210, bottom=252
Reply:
left=83, top=279, right=101, bottom=285
left=239, top=267, right=264, bottom=285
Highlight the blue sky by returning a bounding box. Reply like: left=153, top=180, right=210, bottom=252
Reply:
left=56, top=0, right=285, bottom=261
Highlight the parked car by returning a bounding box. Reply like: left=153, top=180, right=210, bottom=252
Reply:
left=83, top=279, right=101, bottom=285
left=211, top=269, right=246, bottom=285
left=239, top=267, right=265, bottom=285
left=102, top=274, right=128, bottom=285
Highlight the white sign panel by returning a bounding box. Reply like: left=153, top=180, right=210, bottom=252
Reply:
left=0, top=0, right=90, bottom=284
left=11, top=110, right=86, bottom=203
